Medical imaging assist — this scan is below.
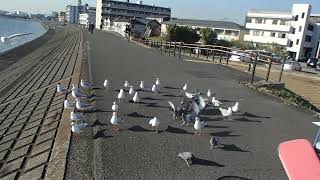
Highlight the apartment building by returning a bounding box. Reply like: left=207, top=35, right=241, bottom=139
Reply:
left=79, top=7, right=96, bottom=27
left=161, top=19, right=243, bottom=41
left=244, top=4, right=320, bottom=60
left=96, top=0, right=171, bottom=28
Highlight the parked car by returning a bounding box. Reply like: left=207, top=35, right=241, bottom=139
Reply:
left=229, top=50, right=251, bottom=63
left=316, top=61, right=320, bottom=71
left=283, top=61, right=302, bottom=71
left=307, top=58, right=319, bottom=68
left=272, top=53, right=282, bottom=63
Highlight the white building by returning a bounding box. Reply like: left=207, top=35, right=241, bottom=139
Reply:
left=161, top=19, right=242, bottom=42
left=66, top=5, right=79, bottom=24
left=244, top=4, right=320, bottom=60
left=96, top=0, right=171, bottom=29
left=79, top=7, right=96, bottom=27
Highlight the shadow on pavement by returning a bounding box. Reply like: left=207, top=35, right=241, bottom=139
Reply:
left=217, top=176, right=252, bottom=180
left=145, top=103, right=168, bottom=109
left=240, top=112, right=271, bottom=119
left=127, top=112, right=153, bottom=118
left=93, top=120, right=108, bottom=126
left=232, top=117, right=262, bottom=123
left=163, top=94, right=183, bottom=98
left=201, top=108, right=221, bottom=116
left=206, top=125, right=228, bottom=129
left=163, top=86, right=180, bottom=90
left=210, top=131, right=240, bottom=137
left=141, top=97, right=162, bottom=101
left=128, top=125, right=153, bottom=132
left=165, top=126, right=193, bottom=135
left=192, top=158, right=224, bottom=167
left=94, top=130, right=113, bottom=139
left=201, top=116, right=222, bottom=122
left=220, top=144, right=250, bottom=152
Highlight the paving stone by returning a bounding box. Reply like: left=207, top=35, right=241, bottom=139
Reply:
left=0, top=129, right=6, bottom=137
left=1, top=132, right=19, bottom=144
left=0, top=140, right=14, bottom=152
left=0, top=123, right=11, bottom=131
left=20, top=165, right=45, bottom=180
left=0, top=172, right=18, bottom=180
left=24, top=119, right=42, bottom=131
left=19, top=127, right=38, bottom=140
left=29, top=114, right=45, bottom=123
left=31, top=139, right=53, bottom=157
left=7, top=145, right=30, bottom=162
left=33, top=107, right=48, bottom=115
left=40, top=121, right=59, bottom=135
left=6, top=124, right=24, bottom=135
left=0, top=150, right=8, bottom=161
left=26, top=151, right=50, bottom=171
left=18, top=111, right=33, bottom=120
left=37, top=130, right=56, bottom=145
left=0, top=157, right=24, bottom=176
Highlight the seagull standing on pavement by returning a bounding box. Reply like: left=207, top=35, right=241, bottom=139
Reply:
left=57, top=83, right=68, bottom=93
left=149, top=117, right=160, bottom=133
left=112, top=101, right=119, bottom=112
left=219, top=107, right=232, bottom=120
left=133, top=92, right=140, bottom=103
left=75, top=99, right=95, bottom=111
left=124, top=81, right=130, bottom=89
left=70, top=111, right=83, bottom=121
left=212, top=97, right=222, bottom=107
left=178, top=152, right=194, bottom=167
left=182, top=84, right=188, bottom=91
left=118, top=89, right=125, bottom=103
left=155, top=78, right=160, bottom=89
left=194, top=117, right=206, bottom=135
left=110, top=112, right=121, bottom=132
left=129, top=86, right=135, bottom=95
left=64, top=99, right=75, bottom=109
left=71, top=121, right=88, bottom=138
left=210, top=136, right=222, bottom=150
left=207, top=89, right=212, bottom=98
left=231, top=102, right=239, bottom=113
left=80, top=79, right=95, bottom=89
left=152, top=84, right=158, bottom=94
left=140, top=81, right=145, bottom=92
left=103, top=79, right=110, bottom=90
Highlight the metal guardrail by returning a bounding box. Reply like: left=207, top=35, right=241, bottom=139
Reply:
left=135, top=39, right=285, bottom=84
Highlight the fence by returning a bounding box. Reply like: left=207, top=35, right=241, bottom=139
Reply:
left=135, top=39, right=288, bottom=84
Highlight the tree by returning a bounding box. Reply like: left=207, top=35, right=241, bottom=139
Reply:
left=264, top=43, right=288, bottom=58
left=200, top=28, right=217, bottom=45
left=165, top=25, right=200, bottom=43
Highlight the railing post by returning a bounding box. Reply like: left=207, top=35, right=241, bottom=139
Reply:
left=160, top=41, right=162, bottom=51
left=206, top=48, right=209, bottom=60
left=212, top=51, right=215, bottom=61
left=279, top=59, right=285, bottom=82
left=178, top=42, right=182, bottom=59
left=189, top=47, right=192, bottom=56
left=219, top=50, right=222, bottom=63
left=226, top=53, right=230, bottom=65
left=250, top=51, right=258, bottom=84
left=196, top=46, right=200, bottom=59
left=266, top=58, right=272, bottom=82
left=173, top=42, right=177, bottom=56
left=168, top=41, right=171, bottom=55
left=164, top=40, right=167, bottom=53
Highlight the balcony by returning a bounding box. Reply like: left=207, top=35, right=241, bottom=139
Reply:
left=244, top=35, right=289, bottom=46
left=246, top=23, right=291, bottom=32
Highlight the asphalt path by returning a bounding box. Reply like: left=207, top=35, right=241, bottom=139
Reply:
left=66, top=29, right=318, bottom=180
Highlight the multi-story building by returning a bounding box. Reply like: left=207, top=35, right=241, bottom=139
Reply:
left=79, top=7, right=96, bottom=27
left=96, top=0, right=171, bottom=28
left=58, top=12, right=67, bottom=23
left=244, top=4, right=320, bottom=60
left=66, top=5, right=79, bottom=24
left=161, top=19, right=243, bottom=42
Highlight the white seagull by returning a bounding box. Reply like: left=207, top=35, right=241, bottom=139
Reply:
left=168, top=101, right=176, bottom=120
left=57, top=83, right=68, bottom=93
left=212, top=97, right=222, bottom=107
left=149, top=117, right=160, bottom=133
left=151, top=84, right=158, bottom=94
left=118, top=89, right=125, bottom=103
left=64, top=99, right=75, bottom=109
left=70, top=111, right=83, bottom=121
left=110, top=112, right=121, bottom=132
left=129, top=86, right=135, bottom=95
left=219, top=107, right=232, bottom=120
left=124, top=81, right=130, bottom=89
left=207, top=89, right=212, bottom=98
left=71, top=121, right=88, bottom=138
left=232, top=102, right=239, bottom=113
left=80, top=79, right=95, bottom=89
left=140, top=81, right=145, bottom=91
left=133, top=92, right=140, bottom=103
left=71, top=88, right=89, bottom=98
left=103, top=79, right=110, bottom=89
left=112, top=101, right=119, bottom=112
left=182, top=84, right=188, bottom=91
left=194, top=117, right=206, bottom=135
left=155, top=78, right=160, bottom=87
left=75, top=99, right=95, bottom=111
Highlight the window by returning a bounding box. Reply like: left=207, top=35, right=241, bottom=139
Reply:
left=308, top=24, right=314, bottom=31
left=302, top=13, right=305, bottom=18
left=295, top=15, right=299, bottom=21
left=289, top=40, right=293, bottom=47
left=292, top=28, right=296, bottom=34
left=305, top=35, right=312, bottom=42
left=280, top=20, right=286, bottom=25
left=252, top=30, right=263, bottom=36
left=296, top=39, right=300, bottom=45
left=299, top=26, right=302, bottom=32
left=256, top=18, right=263, bottom=24
left=214, top=29, right=224, bottom=34
left=278, top=33, right=286, bottom=38
left=272, top=20, right=278, bottom=25
left=271, top=32, right=276, bottom=37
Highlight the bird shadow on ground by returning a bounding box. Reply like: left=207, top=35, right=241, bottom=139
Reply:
left=141, top=97, right=162, bottom=101
left=93, top=120, right=108, bottom=127
left=192, top=158, right=224, bottom=167
left=127, top=112, right=153, bottom=118
left=163, top=86, right=180, bottom=90
left=201, top=108, right=221, bottom=116
left=128, top=100, right=149, bottom=104
left=210, top=131, right=240, bottom=137
left=220, top=99, right=236, bottom=103
left=240, top=112, right=271, bottom=119
left=86, top=109, right=112, bottom=114
left=128, top=125, right=154, bottom=132
left=165, top=126, right=193, bottom=135
left=220, top=144, right=250, bottom=152
left=201, top=116, right=222, bottom=122
left=163, top=94, right=183, bottom=98
left=94, top=129, right=113, bottom=139
left=206, top=125, right=228, bottom=129
left=217, top=176, right=252, bottom=180
left=232, top=117, right=262, bottom=123
left=145, top=103, right=168, bottom=109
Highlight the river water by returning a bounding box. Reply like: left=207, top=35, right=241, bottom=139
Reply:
left=0, top=17, right=47, bottom=54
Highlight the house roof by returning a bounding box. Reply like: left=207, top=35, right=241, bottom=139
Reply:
left=162, top=19, right=241, bottom=30
left=113, top=18, right=130, bottom=23
left=135, top=18, right=160, bottom=25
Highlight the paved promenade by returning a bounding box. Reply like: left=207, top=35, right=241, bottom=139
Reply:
left=66, top=30, right=318, bottom=180
left=0, top=25, right=84, bottom=179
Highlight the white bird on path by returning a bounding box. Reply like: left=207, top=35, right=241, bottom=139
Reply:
left=110, top=112, right=121, bottom=132
left=64, top=99, right=75, bottom=109
left=149, top=117, right=160, bottom=133
left=168, top=101, right=177, bottom=120
left=103, top=79, right=110, bottom=89
left=152, top=84, right=158, bottom=94
left=71, top=88, right=89, bottom=98
left=194, top=117, right=206, bottom=135
left=117, top=89, right=125, bottom=103
left=57, top=83, right=68, bottom=93
left=140, top=81, right=145, bottom=91
left=219, top=107, right=232, bottom=120
left=80, top=79, right=95, bottom=89
left=71, top=121, right=88, bottom=138
left=156, top=78, right=160, bottom=87
left=124, top=81, right=130, bottom=89
left=207, top=89, right=212, bottom=98
left=232, top=102, right=239, bottom=113
left=178, top=152, right=194, bottom=167
left=129, top=86, right=135, bottom=95
left=75, top=99, right=95, bottom=111
left=133, top=92, right=140, bottom=103
left=70, top=111, right=83, bottom=121
left=182, top=84, right=188, bottom=91
left=112, top=101, right=119, bottom=112
left=212, top=97, right=222, bottom=107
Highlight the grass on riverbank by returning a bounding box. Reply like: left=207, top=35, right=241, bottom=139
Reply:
left=147, top=36, right=163, bottom=42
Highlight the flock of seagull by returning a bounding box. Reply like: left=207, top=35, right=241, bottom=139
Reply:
left=56, top=77, right=240, bottom=166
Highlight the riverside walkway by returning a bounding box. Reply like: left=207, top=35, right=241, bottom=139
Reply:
left=0, top=25, right=84, bottom=179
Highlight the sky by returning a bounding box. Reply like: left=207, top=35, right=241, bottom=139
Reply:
left=0, top=0, right=320, bottom=24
